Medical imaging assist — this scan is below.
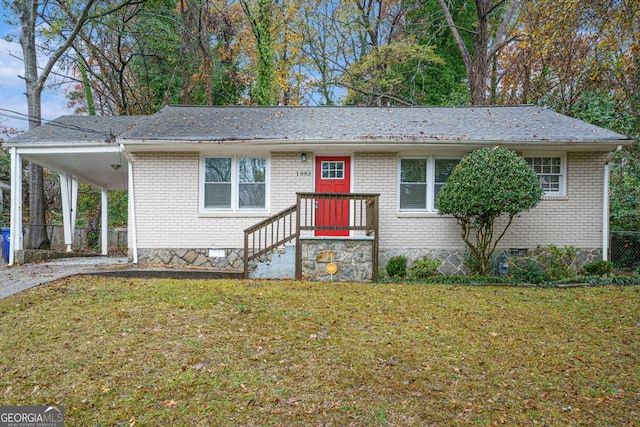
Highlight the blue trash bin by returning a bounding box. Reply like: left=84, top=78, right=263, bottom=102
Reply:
left=2, top=228, right=10, bottom=263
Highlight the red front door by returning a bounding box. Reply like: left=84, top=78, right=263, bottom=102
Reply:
left=315, top=156, right=351, bottom=236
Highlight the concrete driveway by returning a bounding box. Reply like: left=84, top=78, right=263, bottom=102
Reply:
left=0, top=257, right=128, bottom=299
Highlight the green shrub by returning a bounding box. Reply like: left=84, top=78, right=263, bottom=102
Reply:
left=541, top=244, right=578, bottom=281
left=386, top=256, right=407, bottom=278
left=409, top=257, right=441, bottom=280
left=511, top=258, right=549, bottom=285
left=582, top=260, right=615, bottom=276
left=464, top=249, right=481, bottom=274
left=436, top=146, right=543, bottom=274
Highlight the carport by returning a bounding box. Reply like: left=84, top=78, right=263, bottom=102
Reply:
left=4, top=116, right=145, bottom=265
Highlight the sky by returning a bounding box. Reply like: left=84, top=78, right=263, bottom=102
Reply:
left=0, top=5, right=73, bottom=135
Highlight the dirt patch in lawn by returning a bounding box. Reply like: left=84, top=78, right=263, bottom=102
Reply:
left=1, top=278, right=638, bottom=426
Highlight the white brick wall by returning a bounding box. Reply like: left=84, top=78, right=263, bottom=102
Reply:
left=354, top=152, right=462, bottom=249
left=354, top=151, right=606, bottom=250
left=501, top=152, right=605, bottom=249
left=131, top=152, right=312, bottom=249
left=131, top=150, right=607, bottom=252
left=270, top=152, right=314, bottom=211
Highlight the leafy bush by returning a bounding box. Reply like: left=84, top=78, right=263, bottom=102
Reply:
left=511, top=258, right=549, bottom=285
left=464, top=249, right=481, bottom=274
left=582, top=260, right=615, bottom=276
left=409, top=257, right=441, bottom=280
left=540, top=244, right=578, bottom=281
left=436, top=147, right=543, bottom=274
left=386, top=256, right=407, bottom=278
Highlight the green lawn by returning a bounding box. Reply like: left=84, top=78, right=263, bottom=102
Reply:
left=1, top=277, right=638, bottom=426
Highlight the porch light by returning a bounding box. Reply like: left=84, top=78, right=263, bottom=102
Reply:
left=300, top=153, right=307, bottom=163
left=110, top=163, right=121, bottom=171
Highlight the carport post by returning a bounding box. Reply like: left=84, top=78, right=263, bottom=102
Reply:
left=60, top=173, right=79, bottom=252
left=101, top=189, right=108, bottom=255
left=9, top=147, right=23, bottom=266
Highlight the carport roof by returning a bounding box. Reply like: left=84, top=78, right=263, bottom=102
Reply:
left=4, top=116, right=146, bottom=191
left=6, top=115, right=146, bottom=145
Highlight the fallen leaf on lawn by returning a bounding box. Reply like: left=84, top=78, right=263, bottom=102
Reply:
left=161, top=399, right=177, bottom=408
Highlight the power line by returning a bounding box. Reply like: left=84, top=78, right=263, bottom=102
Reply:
left=0, top=108, right=112, bottom=137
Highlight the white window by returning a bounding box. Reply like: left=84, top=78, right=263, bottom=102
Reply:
left=398, top=157, right=460, bottom=211
left=321, top=161, right=345, bottom=179
left=524, top=155, right=565, bottom=195
left=202, top=156, right=267, bottom=210
left=399, top=158, right=427, bottom=209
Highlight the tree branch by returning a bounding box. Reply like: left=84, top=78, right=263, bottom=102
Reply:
left=336, top=81, right=415, bottom=106
left=436, top=0, right=472, bottom=77
left=488, top=0, right=521, bottom=58
left=36, top=0, right=97, bottom=91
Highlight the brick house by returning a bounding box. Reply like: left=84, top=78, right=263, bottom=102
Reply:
left=5, top=106, right=632, bottom=280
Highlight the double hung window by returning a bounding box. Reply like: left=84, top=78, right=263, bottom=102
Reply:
left=399, top=157, right=459, bottom=211
left=203, top=156, right=267, bottom=210
left=524, top=155, right=565, bottom=195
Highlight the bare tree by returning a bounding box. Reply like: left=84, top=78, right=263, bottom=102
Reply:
left=437, top=0, right=521, bottom=105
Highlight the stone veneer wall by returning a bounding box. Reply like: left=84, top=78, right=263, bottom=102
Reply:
left=301, top=237, right=374, bottom=282
left=136, top=248, right=244, bottom=270
left=380, top=247, right=603, bottom=276
left=379, top=248, right=469, bottom=276
left=134, top=246, right=602, bottom=278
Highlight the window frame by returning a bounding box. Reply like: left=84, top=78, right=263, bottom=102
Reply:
left=522, top=152, right=567, bottom=196
left=320, top=160, right=346, bottom=180
left=397, top=156, right=461, bottom=212
left=200, top=155, right=270, bottom=212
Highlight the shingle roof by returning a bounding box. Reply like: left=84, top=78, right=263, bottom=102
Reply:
left=7, top=115, right=146, bottom=144
left=6, top=105, right=631, bottom=146
left=119, top=105, right=630, bottom=144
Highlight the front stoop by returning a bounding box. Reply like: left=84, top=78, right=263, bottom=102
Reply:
left=301, top=236, right=375, bottom=282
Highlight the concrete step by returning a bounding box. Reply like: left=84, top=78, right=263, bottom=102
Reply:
left=250, top=244, right=295, bottom=279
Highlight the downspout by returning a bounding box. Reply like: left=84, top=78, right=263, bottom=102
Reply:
left=101, top=189, right=109, bottom=256
left=121, top=144, right=138, bottom=264
left=603, top=145, right=623, bottom=261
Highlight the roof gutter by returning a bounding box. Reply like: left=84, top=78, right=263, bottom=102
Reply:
left=602, top=145, right=624, bottom=261
left=119, top=138, right=632, bottom=152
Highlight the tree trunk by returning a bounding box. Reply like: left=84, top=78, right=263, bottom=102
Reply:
left=18, top=0, right=51, bottom=249
left=437, top=0, right=521, bottom=106
left=470, top=0, right=490, bottom=105
left=27, top=163, right=50, bottom=249
left=241, top=0, right=276, bottom=106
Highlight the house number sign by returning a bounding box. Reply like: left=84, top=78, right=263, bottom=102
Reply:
left=296, top=170, right=312, bottom=177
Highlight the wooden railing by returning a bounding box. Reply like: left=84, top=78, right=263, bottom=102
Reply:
left=243, top=204, right=297, bottom=278
left=296, top=192, right=379, bottom=234
left=244, top=193, right=379, bottom=280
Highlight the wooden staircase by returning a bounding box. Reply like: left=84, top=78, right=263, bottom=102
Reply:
left=244, top=192, right=379, bottom=281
